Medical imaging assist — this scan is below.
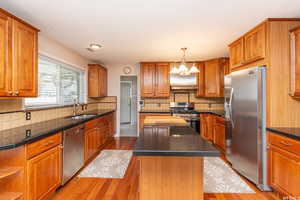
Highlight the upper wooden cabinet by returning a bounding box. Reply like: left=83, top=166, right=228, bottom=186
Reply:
left=290, top=26, right=300, bottom=98
left=0, top=9, right=39, bottom=97
left=229, top=38, right=244, bottom=69
left=197, top=58, right=227, bottom=98
left=88, top=64, right=108, bottom=98
left=229, top=23, right=266, bottom=70
left=140, top=62, right=170, bottom=98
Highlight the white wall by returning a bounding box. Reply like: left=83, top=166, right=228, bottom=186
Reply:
left=107, top=63, right=140, bottom=136
left=39, top=34, right=91, bottom=70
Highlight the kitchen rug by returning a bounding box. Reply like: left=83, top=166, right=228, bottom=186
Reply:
left=79, top=150, right=132, bottom=179
left=78, top=150, right=254, bottom=193
left=204, top=157, right=255, bottom=193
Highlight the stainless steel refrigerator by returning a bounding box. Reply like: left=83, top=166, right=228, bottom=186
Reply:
left=224, top=66, right=271, bottom=191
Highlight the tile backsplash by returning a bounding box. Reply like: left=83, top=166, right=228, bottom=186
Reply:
left=0, top=96, right=117, bottom=131
left=140, top=91, right=224, bottom=112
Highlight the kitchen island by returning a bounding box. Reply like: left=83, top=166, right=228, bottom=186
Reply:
left=134, top=124, right=220, bottom=200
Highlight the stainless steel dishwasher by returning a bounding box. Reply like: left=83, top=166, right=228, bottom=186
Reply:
left=62, top=124, right=85, bottom=185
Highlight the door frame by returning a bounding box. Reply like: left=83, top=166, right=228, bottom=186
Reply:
left=120, top=80, right=132, bottom=124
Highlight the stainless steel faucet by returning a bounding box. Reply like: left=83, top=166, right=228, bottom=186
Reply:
left=73, top=98, right=80, bottom=117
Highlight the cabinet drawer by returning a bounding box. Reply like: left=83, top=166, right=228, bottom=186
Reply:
left=215, top=116, right=225, bottom=124
left=269, top=133, right=300, bottom=156
left=26, top=133, right=61, bottom=159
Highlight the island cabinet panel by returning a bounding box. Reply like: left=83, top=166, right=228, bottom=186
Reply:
left=0, top=9, right=39, bottom=97
left=88, top=64, right=107, bottom=98
left=229, top=38, right=245, bottom=70
left=27, top=145, right=62, bottom=200
left=290, top=26, right=300, bottom=98
left=139, top=113, right=171, bottom=132
left=244, top=23, right=266, bottom=64
left=139, top=156, right=203, bottom=200
left=140, top=62, right=170, bottom=98
left=213, top=117, right=226, bottom=152
left=0, top=12, right=12, bottom=97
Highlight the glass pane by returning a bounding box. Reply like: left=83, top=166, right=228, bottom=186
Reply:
left=25, top=59, right=59, bottom=106
left=60, top=66, right=80, bottom=105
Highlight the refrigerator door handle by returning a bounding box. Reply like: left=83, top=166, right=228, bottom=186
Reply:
left=229, top=88, right=234, bottom=128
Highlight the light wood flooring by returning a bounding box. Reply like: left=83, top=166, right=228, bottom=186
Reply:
left=51, top=137, right=278, bottom=200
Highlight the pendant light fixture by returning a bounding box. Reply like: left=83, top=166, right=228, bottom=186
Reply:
left=170, top=48, right=200, bottom=75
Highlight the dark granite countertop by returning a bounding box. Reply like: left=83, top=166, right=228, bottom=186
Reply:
left=139, top=110, right=171, bottom=114
left=133, top=126, right=220, bottom=157
left=0, top=109, right=115, bottom=150
left=195, top=110, right=225, bottom=118
left=267, top=127, right=300, bottom=141
left=139, top=110, right=224, bottom=117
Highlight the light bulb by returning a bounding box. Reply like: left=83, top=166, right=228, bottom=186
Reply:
left=170, top=66, right=179, bottom=74
left=189, top=64, right=200, bottom=73
left=178, top=64, right=188, bottom=73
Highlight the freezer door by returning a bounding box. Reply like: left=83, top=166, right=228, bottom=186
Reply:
left=228, top=67, right=264, bottom=186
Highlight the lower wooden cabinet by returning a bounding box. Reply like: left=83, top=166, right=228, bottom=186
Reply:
left=268, top=132, right=300, bottom=198
left=213, top=117, right=226, bottom=152
left=27, top=145, right=62, bottom=200
left=200, top=114, right=214, bottom=141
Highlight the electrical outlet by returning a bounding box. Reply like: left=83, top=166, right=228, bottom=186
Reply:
left=26, top=129, right=31, bottom=137
left=25, top=112, right=31, bottom=120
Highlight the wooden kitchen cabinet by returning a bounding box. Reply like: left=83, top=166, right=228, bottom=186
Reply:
left=290, top=26, right=300, bottom=98
left=200, top=114, right=214, bottom=141
left=244, top=23, right=266, bottom=63
left=0, top=8, right=39, bottom=97
left=268, top=132, right=300, bottom=198
left=85, top=122, right=100, bottom=162
left=213, top=117, right=226, bottom=152
left=229, top=38, right=245, bottom=69
left=140, top=62, right=170, bottom=98
left=196, top=62, right=205, bottom=97
left=204, top=58, right=225, bottom=97
left=88, top=64, right=107, bottom=98
left=27, top=145, right=62, bottom=200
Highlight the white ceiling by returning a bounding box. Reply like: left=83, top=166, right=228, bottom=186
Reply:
left=1, top=0, right=300, bottom=65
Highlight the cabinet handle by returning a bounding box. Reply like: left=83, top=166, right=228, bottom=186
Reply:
left=14, top=91, right=19, bottom=96
left=43, top=140, right=54, bottom=146
left=279, top=141, right=292, bottom=146
left=8, top=91, right=13, bottom=95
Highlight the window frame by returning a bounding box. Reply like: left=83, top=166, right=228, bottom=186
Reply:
left=24, top=55, right=87, bottom=108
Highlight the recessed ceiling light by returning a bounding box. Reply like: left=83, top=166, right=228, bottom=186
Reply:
left=89, top=43, right=102, bottom=50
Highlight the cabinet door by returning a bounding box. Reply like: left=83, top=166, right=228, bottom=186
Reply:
left=290, top=27, right=300, bottom=98
left=204, top=59, right=224, bottom=97
left=201, top=114, right=214, bottom=141
left=88, top=66, right=100, bottom=97
left=12, top=20, right=38, bottom=97
left=0, top=12, right=12, bottom=96
left=27, top=146, right=61, bottom=200
left=140, top=63, right=156, bottom=97
left=269, top=145, right=300, bottom=197
left=85, top=128, right=97, bottom=162
left=102, top=67, right=108, bottom=97
left=244, top=23, right=266, bottom=63
left=196, top=62, right=205, bottom=97
left=213, top=119, right=226, bottom=152
left=229, top=38, right=244, bottom=69
left=155, top=63, right=170, bottom=97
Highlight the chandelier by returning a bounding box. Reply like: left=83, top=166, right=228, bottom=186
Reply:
left=170, top=48, right=200, bottom=75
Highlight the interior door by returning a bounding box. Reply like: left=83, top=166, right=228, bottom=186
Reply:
left=120, top=81, right=131, bottom=124
left=12, top=20, right=37, bottom=97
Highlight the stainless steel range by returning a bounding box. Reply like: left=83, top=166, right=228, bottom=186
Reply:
left=170, top=102, right=200, bottom=133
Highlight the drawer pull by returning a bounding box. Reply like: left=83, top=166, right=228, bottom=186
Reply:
left=43, top=140, right=54, bottom=146
left=279, top=141, right=292, bottom=146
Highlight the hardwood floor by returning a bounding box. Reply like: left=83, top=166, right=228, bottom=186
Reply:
left=51, top=137, right=278, bottom=200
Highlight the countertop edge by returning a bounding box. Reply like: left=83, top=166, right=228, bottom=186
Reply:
left=133, top=151, right=221, bottom=157
left=0, top=110, right=115, bottom=150
left=267, top=128, right=300, bottom=141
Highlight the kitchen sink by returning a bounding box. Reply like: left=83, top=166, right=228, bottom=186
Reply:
left=65, top=114, right=97, bottom=120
